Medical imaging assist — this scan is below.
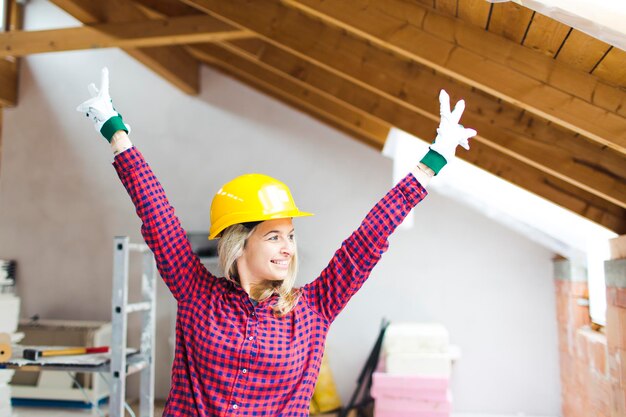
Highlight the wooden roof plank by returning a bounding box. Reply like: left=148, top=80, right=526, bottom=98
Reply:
left=488, top=1, right=533, bottom=43
left=177, top=0, right=626, bottom=201
left=593, top=47, right=626, bottom=87
left=522, top=12, right=570, bottom=57
left=0, top=58, right=17, bottom=107
left=50, top=0, right=200, bottom=94
left=130, top=0, right=201, bottom=17
left=214, top=36, right=626, bottom=211
left=0, top=0, right=23, bottom=107
left=277, top=0, right=626, bottom=153
left=557, top=29, right=611, bottom=72
left=196, top=40, right=626, bottom=233
left=0, top=15, right=252, bottom=57
left=434, top=0, right=457, bottom=16
left=190, top=45, right=390, bottom=149
left=456, top=0, right=491, bottom=28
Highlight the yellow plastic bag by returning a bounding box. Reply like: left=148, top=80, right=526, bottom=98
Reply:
left=310, top=352, right=342, bottom=413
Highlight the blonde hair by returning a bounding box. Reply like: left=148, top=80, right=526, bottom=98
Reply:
left=217, top=223, right=301, bottom=316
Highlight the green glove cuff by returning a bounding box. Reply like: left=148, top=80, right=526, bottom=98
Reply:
left=420, top=148, right=447, bottom=175
left=100, top=115, right=128, bottom=143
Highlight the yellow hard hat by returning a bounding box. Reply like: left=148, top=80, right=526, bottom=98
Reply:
left=209, top=174, right=313, bottom=239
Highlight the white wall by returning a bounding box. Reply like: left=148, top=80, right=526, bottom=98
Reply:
left=0, top=1, right=560, bottom=415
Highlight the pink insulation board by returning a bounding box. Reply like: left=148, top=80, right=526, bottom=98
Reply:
left=373, top=407, right=449, bottom=417
left=374, top=395, right=451, bottom=414
left=371, top=372, right=449, bottom=401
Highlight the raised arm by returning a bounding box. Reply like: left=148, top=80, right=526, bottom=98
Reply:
left=76, top=68, right=211, bottom=302
left=302, top=89, right=477, bottom=323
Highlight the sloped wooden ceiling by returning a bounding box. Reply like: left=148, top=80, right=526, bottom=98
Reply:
left=2, top=0, right=625, bottom=233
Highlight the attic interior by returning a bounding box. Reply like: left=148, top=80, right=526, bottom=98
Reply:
left=0, top=1, right=624, bottom=417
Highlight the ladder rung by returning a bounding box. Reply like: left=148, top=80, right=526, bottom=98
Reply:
left=128, top=243, right=150, bottom=253
left=126, top=359, right=149, bottom=376
left=126, top=302, right=151, bottom=313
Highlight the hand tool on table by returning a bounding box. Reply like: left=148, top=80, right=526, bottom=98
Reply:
left=23, top=346, right=109, bottom=360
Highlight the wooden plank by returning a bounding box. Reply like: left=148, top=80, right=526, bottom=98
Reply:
left=130, top=0, right=201, bottom=17
left=0, top=57, right=17, bottom=107
left=50, top=0, right=200, bottom=94
left=593, top=47, right=626, bottom=88
left=461, top=141, right=626, bottom=235
left=190, top=45, right=390, bottom=149
left=488, top=1, right=533, bottom=43
left=0, top=0, right=23, bottom=107
left=0, top=15, right=252, bottom=57
left=593, top=82, right=626, bottom=119
left=179, top=0, right=626, bottom=205
left=0, top=109, right=3, bottom=175
left=203, top=40, right=626, bottom=233
left=456, top=0, right=490, bottom=28
left=435, top=0, right=457, bottom=16
left=522, top=12, right=570, bottom=57
left=215, top=37, right=626, bottom=211
left=259, top=0, right=626, bottom=153
left=556, top=29, right=611, bottom=72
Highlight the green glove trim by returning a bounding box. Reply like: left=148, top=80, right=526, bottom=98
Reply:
left=100, top=115, right=128, bottom=143
left=420, top=148, right=447, bottom=175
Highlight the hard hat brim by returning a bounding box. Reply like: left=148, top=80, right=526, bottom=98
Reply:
left=208, top=210, right=313, bottom=240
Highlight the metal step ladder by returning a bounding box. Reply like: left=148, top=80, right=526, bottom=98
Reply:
left=110, top=236, right=157, bottom=417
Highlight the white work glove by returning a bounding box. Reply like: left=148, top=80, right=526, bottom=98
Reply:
left=420, top=89, right=477, bottom=175
left=76, top=67, right=130, bottom=142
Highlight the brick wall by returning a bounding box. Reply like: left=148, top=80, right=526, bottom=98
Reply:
left=605, top=255, right=626, bottom=417
left=554, top=259, right=592, bottom=417
left=553, top=236, right=626, bottom=417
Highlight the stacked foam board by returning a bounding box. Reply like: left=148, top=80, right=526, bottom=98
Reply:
left=371, top=323, right=454, bottom=417
left=0, top=294, right=21, bottom=417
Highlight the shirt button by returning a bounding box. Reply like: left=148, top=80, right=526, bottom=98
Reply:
left=232, top=404, right=238, bottom=410
left=242, top=368, right=247, bottom=374
left=248, top=336, right=254, bottom=341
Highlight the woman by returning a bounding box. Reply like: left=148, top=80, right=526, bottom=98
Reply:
left=77, top=68, right=476, bottom=416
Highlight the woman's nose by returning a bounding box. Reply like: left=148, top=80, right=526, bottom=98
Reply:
left=281, top=239, right=294, bottom=255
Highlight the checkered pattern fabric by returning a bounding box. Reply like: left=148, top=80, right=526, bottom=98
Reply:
left=113, top=147, right=427, bottom=416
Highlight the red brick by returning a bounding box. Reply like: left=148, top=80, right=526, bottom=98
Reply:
left=610, top=383, right=626, bottom=417
left=575, top=329, right=591, bottom=361
left=557, top=297, right=591, bottom=328
left=608, top=349, right=626, bottom=386
left=589, top=376, right=611, bottom=416
left=556, top=280, right=589, bottom=297
left=556, top=295, right=569, bottom=323
left=607, top=305, right=626, bottom=351
left=607, top=287, right=626, bottom=309
left=586, top=334, right=609, bottom=377
left=560, top=327, right=575, bottom=354
left=560, top=353, right=576, bottom=383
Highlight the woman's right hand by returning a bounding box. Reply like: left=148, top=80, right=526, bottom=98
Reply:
left=76, top=67, right=130, bottom=143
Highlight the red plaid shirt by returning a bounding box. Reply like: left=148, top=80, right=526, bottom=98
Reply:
left=113, top=147, right=427, bottom=416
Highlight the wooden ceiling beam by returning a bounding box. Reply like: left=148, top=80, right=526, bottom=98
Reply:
left=283, top=0, right=626, bottom=153
left=0, top=0, right=23, bottom=107
left=177, top=1, right=626, bottom=210
left=130, top=0, right=201, bottom=17
left=0, top=15, right=252, bottom=57
left=50, top=0, right=200, bottom=95
left=189, top=45, right=390, bottom=149
left=190, top=42, right=626, bottom=233
left=0, top=58, right=17, bottom=107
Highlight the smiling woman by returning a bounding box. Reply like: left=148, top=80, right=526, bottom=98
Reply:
left=218, top=218, right=301, bottom=310
left=76, top=67, right=476, bottom=417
